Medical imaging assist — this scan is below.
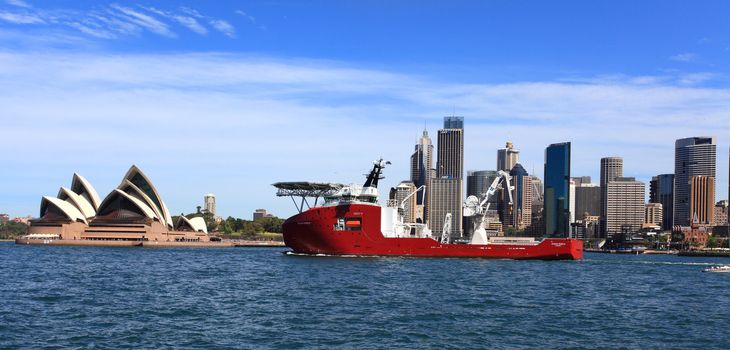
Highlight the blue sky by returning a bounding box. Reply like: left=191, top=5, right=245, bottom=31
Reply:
left=0, top=0, right=729, bottom=218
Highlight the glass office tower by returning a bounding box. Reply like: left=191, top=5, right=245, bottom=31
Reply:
left=544, top=142, right=571, bottom=238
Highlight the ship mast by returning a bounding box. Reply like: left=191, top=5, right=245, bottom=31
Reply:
left=363, top=158, right=391, bottom=188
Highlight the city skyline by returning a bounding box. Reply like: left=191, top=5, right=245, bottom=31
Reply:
left=1, top=1, right=730, bottom=218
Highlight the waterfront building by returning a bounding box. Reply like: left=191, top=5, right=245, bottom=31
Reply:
left=27, top=166, right=211, bottom=242
left=689, top=176, right=715, bottom=225
left=645, top=203, right=663, bottom=227
left=544, top=142, right=571, bottom=238
left=674, top=220, right=710, bottom=247
left=674, top=137, right=716, bottom=227
left=428, top=177, right=463, bottom=239
left=204, top=193, right=216, bottom=215
left=605, top=177, right=645, bottom=239
left=574, top=184, right=600, bottom=221
left=650, top=174, right=674, bottom=230
left=394, top=181, right=418, bottom=223
left=410, top=128, right=433, bottom=221
left=497, top=141, right=520, bottom=172
left=600, top=157, right=623, bottom=237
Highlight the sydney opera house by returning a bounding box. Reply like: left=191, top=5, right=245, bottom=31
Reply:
left=18, top=165, right=224, bottom=247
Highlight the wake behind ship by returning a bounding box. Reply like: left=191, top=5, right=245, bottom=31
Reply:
left=274, top=159, right=582, bottom=260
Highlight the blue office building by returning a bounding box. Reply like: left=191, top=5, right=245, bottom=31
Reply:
left=443, top=116, right=464, bottom=130
left=544, top=142, right=571, bottom=238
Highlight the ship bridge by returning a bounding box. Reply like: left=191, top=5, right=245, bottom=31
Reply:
left=273, top=182, right=344, bottom=213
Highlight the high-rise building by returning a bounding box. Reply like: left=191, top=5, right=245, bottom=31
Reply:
left=600, top=157, right=624, bottom=237
left=204, top=193, right=216, bottom=215
left=436, top=119, right=464, bottom=179
left=569, top=179, right=576, bottom=224
left=394, top=181, right=418, bottom=224
left=650, top=174, right=674, bottom=230
left=428, top=178, right=463, bottom=238
left=605, top=177, right=645, bottom=239
left=645, top=203, right=663, bottom=226
left=531, top=177, right=544, bottom=205
left=571, top=176, right=592, bottom=187
left=497, top=141, right=520, bottom=172
left=410, top=128, right=433, bottom=221
left=689, top=176, right=715, bottom=225
left=544, top=142, right=571, bottom=238
left=432, top=117, right=464, bottom=238
left=466, top=170, right=498, bottom=198
left=443, top=116, right=464, bottom=129
left=465, top=170, right=498, bottom=237
left=674, top=137, right=717, bottom=226
left=575, top=184, right=601, bottom=221
left=253, top=208, right=272, bottom=220
left=504, top=163, right=533, bottom=231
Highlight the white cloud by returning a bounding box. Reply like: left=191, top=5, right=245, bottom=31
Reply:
left=670, top=53, right=697, bottom=62
left=0, top=51, right=728, bottom=218
left=172, top=15, right=207, bottom=35
left=235, top=10, right=256, bottom=23
left=0, top=11, right=43, bottom=24
left=5, top=0, right=30, bottom=8
left=210, top=19, right=235, bottom=38
left=109, top=4, right=175, bottom=38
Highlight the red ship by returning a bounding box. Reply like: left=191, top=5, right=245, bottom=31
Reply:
left=274, top=159, right=582, bottom=260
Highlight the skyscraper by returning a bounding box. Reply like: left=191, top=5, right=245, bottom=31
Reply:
left=436, top=118, right=464, bottom=179
left=505, top=163, right=533, bottom=231
left=544, top=142, right=571, bottom=238
left=605, top=177, right=645, bottom=239
left=429, top=117, right=465, bottom=238
left=466, top=170, right=498, bottom=198
left=204, top=193, right=216, bottom=215
left=689, top=176, right=715, bottom=225
left=394, top=181, right=418, bottom=224
left=410, top=128, right=433, bottom=220
left=600, top=157, right=623, bottom=237
left=574, top=184, right=600, bottom=221
left=465, top=170, right=497, bottom=237
left=428, top=178, right=463, bottom=238
left=650, top=174, right=674, bottom=230
left=443, top=116, right=464, bottom=129
left=674, top=137, right=717, bottom=226
left=497, top=141, right=520, bottom=172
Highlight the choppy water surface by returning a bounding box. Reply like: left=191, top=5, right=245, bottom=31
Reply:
left=1, top=242, right=729, bottom=349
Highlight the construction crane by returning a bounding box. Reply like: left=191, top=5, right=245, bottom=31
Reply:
left=463, top=170, right=513, bottom=244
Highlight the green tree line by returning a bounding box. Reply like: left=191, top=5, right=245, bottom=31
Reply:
left=0, top=221, right=29, bottom=239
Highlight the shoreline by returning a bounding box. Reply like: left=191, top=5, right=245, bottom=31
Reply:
left=13, top=238, right=285, bottom=248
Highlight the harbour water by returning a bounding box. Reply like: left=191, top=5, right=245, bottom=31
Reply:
left=1, top=242, right=729, bottom=349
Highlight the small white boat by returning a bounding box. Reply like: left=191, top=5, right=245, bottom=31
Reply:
left=703, top=265, right=730, bottom=273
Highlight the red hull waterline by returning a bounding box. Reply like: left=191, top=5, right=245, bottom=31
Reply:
left=283, top=204, right=583, bottom=260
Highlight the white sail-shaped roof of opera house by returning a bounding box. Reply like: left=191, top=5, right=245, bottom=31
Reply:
left=26, top=165, right=213, bottom=244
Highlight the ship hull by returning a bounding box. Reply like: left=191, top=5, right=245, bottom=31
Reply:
left=283, top=204, right=583, bottom=260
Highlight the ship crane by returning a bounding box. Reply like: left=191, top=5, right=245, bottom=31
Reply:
left=463, top=170, right=513, bottom=245
left=441, top=213, right=452, bottom=244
